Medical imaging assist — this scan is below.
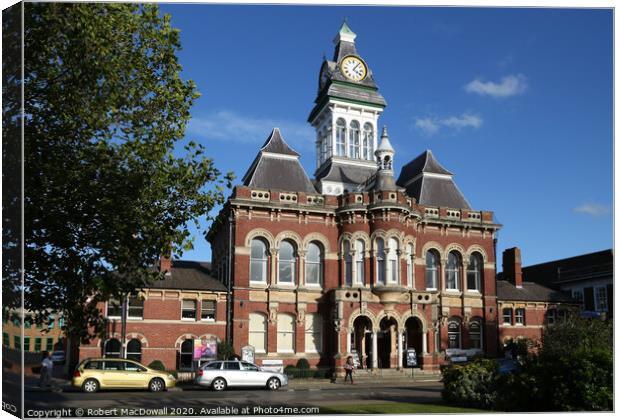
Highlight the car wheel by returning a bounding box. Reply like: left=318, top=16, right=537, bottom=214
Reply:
left=211, top=377, right=227, bottom=391
left=82, top=378, right=99, bottom=393
left=266, top=377, right=281, bottom=391
left=149, top=378, right=165, bottom=392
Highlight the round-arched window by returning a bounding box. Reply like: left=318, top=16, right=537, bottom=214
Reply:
left=305, top=242, right=323, bottom=286
left=448, top=318, right=461, bottom=349
left=250, top=238, right=269, bottom=282
left=446, top=251, right=462, bottom=290
left=425, top=250, right=439, bottom=290
left=278, top=240, right=296, bottom=284
left=126, top=339, right=142, bottom=362
left=103, top=338, right=121, bottom=358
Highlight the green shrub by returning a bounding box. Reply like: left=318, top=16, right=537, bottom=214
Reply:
left=441, top=358, right=499, bottom=409
left=217, top=341, right=235, bottom=360
left=296, top=358, right=310, bottom=370
left=147, top=360, right=166, bottom=371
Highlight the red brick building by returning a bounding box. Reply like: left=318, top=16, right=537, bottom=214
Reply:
left=207, top=22, right=503, bottom=372
left=79, top=22, right=578, bottom=373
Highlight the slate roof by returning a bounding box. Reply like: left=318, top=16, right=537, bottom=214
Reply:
left=150, top=260, right=226, bottom=292
left=396, top=151, right=470, bottom=209
left=314, top=160, right=377, bottom=186
left=522, top=249, right=613, bottom=287
left=242, top=128, right=318, bottom=194
left=496, top=280, right=577, bottom=303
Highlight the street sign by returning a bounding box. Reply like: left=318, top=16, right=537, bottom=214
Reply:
left=406, top=348, right=418, bottom=367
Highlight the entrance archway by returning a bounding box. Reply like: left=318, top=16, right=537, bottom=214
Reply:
left=404, top=317, right=424, bottom=366
left=351, top=316, right=373, bottom=369
left=378, top=317, right=398, bottom=368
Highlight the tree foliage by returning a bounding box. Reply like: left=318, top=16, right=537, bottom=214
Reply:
left=3, top=3, right=233, bottom=343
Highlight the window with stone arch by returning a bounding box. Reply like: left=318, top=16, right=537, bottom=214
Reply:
left=375, top=238, right=386, bottom=285
left=335, top=118, right=346, bottom=156
left=363, top=123, right=373, bottom=160
left=406, top=243, right=414, bottom=288
left=249, top=313, right=267, bottom=353
left=126, top=338, right=142, bottom=362
left=448, top=317, right=462, bottom=349
left=468, top=318, right=483, bottom=349
left=354, top=239, right=365, bottom=285
left=305, top=241, right=323, bottom=286
left=305, top=313, right=322, bottom=353
left=349, top=120, right=361, bottom=158
left=250, top=238, right=269, bottom=283
left=278, top=240, right=296, bottom=284
left=445, top=250, right=462, bottom=290
left=103, top=338, right=121, bottom=358
left=425, top=249, right=440, bottom=290
left=386, top=237, right=399, bottom=284
left=466, top=252, right=483, bottom=292
left=277, top=313, right=295, bottom=353
left=343, top=240, right=353, bottom=286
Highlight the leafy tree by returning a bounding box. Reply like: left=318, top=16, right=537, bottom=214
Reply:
left=3, top=3, right=233, bottom=352
left=217, top=341, right=235, bottom=360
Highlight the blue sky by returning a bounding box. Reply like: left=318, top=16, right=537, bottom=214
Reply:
left=159, top=4, right=613, bottom=267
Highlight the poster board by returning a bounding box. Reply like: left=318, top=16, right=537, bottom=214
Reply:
left=241, top=345, right=255, bottom=364
left=406, top=348, right=418, bottom=367
left=193, top=338, right=217, bottom=361
left=350, top=350, right=361, bottom=368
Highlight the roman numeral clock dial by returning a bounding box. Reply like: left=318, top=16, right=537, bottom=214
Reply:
left=340, top=55, right=367, bottom=82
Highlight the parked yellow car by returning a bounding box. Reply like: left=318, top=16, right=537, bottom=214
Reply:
left=72, top=358, right=176, bottom=393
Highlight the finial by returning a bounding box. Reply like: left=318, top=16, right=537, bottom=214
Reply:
left=381, top=125, right=388, bottom=138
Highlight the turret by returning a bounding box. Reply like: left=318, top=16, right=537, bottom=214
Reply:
left=373, top=126, right=398, bottom=191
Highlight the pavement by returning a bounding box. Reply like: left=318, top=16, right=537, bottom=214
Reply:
left=23, top=374, right=441, bottom=393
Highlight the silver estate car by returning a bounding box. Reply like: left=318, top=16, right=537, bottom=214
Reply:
left=195, top=360, right=288, bottom=391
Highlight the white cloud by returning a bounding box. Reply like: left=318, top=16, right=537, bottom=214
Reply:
left=464, top=74, right=527, bottom=98
left=414, top=118, right=440, bottom=135
left=187, top=110, right=314, bottom=150
left=573, top=203, right=611, bottom=217
left=414, top=113, right=483, bottom=136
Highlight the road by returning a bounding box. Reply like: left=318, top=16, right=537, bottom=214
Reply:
left=21, top=382, right=443, bottom=417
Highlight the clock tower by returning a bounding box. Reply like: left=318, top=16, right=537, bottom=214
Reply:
left=308, top=21, right=387, bottom=195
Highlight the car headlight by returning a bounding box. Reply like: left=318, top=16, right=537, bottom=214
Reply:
left=168, top=374, right=176, bottom=380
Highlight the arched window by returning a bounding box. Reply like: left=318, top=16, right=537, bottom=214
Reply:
left=277, top=313, right=295, bottom=353
left=305, top=242, right=323, bottom=286
left=448, top=317, right=461, bottom=349
left=343, top=240, right=352, bottom=286
left=249, top=313, right=267, bottom=353
left=326, top=126, right=333, bottom=158
left=376, top=238, right=385, bottom=285
left=305, top=313, right=322, bottom=353
left=466, top=252, right=483, bottom=292
left=363, top=123, right=373, bottom=160
left=406, top=243, right=414, bottom=288
left=446, top=251, right=461, bottom=290
left=425, top=250, right=439, bottom=290
left=469, top=319, right=482, bottom=349
left=316, top=132, right=322, bottom=167
left=179, top=339, right=193, bottom=371
left=355, top=239, right=365, bottom=285
left=103, top=338, right=121, bottom=358
left=278, top=240, right=296, bottom=284
left=320, top=132, right=328, bottom=164
left=387, top=238, right=399, bottom=284
left=250, top=238, right=268, bottom=283
left=349, top=120, right=360, bottom=158
left=126, top=339, right=142, bottom=362
left=335, top=118, right=346, bottom=156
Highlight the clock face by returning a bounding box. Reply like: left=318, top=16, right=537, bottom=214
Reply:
left=340, top=55, right=367, bottom=81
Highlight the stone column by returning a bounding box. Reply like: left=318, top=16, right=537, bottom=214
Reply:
left=397, top=329, right=403, bottom=369
left=372, top=330, right=378, bottom=369
left=346, top=329, right=351, bottom=354
left=423, top=329, right=428, bottom=354
left=269, top=248, right=278, bottom=285
left=297, top=251, right=306, bottom=287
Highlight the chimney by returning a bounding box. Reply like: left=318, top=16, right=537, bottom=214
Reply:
left=159, top=255, right=172, bottom=275
left=502, top=247, right=523, bottom=288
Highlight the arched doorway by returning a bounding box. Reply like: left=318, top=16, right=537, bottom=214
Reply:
left=351, top=316, right=373, bottom=369
left=378, top=317, right=398, bottom=368
left=404, top=317, right=424, bottom=366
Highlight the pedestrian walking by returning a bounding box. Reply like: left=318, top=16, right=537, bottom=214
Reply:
left=38, top=351, right=53, bottom=389
left=344, top=356, right=354, bottom=384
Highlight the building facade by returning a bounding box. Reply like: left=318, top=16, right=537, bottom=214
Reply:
left=208, top=22, right=502, bottom=372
